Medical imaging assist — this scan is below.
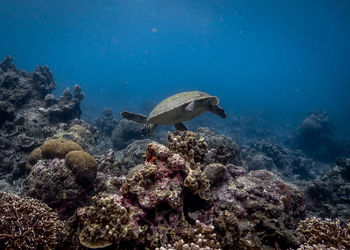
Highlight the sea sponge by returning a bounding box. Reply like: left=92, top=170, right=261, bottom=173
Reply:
left=26, top=146, right=42, bottom=169
left=0, top=192, right=64, bottom=249
left=41, top=138, right=83, bottom=159
left=65, top=150, right=98, bottom=184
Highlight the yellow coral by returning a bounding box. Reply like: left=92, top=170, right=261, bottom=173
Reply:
left=41, top=139, right=83, bottom=159
left=65, top=150, right=97, bottom=184
left=26, top=146, right=42, bottom=169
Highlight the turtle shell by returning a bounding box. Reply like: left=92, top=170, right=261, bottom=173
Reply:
left=148, top=91, right=216, bottom=125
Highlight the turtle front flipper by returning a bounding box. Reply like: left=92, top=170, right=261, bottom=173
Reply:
left=209, top=105, right=227, bottom=118
left=121, top=111, right=148, bottom=123
left=141, top=124, right=158, bottom=135
left=174, top=123, right=188, bottom=131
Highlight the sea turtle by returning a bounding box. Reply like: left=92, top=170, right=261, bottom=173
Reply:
left=121, top=91, right=226, bottom=135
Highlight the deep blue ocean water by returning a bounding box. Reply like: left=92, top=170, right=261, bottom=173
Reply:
left=1, top=0, right=349, bottom=135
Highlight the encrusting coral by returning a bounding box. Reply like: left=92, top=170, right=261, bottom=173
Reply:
left=296, top=217, right=350, bottom=249
left=0, top=192, right=64, bottom=249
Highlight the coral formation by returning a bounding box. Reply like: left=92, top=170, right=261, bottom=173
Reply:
left=304, top=158, right=350, bottom=221
left=23, top=158, right=92, bottom=219
left=296, top=217, right=350, bottom=249
left=94, top=108, right=119, bottom=136
left=160, top=220, right=221, bottom=250
left=0, top=192, right=64, bottom=249
left=211, top=164, right=305, bottom=249
left=0, top=56, right=86, bottom=192
left=197, top=127, right=242, bottom=165
left=115, top=139, right=153, bottom=174
left=26, top=138, right=83, bottom=169
left=168, top=130, right=208, bottom=167
left=111, top=119, right=144, bottom=150
left=41, top=138, right=83, bottom=159
left=78, top=195, right=139, bottom=248
left=290, top=111, right=344, bottom=161
left=65, top=150, right=98, bottom=184
left=241, top=139, right=317, bottom=180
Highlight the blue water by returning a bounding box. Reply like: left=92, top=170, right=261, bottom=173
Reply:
left=1, top=0, right=350, bottom=134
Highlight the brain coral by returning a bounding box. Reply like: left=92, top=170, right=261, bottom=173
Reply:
left=41, top=138, right=83, bottom=158
left=0, top=192, right=64, bottom=249
left=65, top=150, right=98, bottom=184
left=26, top=138, right=83, bottom=170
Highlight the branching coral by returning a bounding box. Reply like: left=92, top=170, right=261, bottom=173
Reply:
left=157, top=220, right=221, bottom=250
left=297, top=217, right=350, bottom=249
left=78, top=195, right=139, bottom=248
left=168, top=130, right=208, bottom=168
left=0, top=192, right=64, bottom=249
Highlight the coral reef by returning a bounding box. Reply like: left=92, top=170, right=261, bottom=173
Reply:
left=78, top=195, right=139, bottom=248
left=94, top=108, right=119, bottom=137
left=23, top=158, right=92, bottom=219
left=0, top=192, right=64, bottom=249
left=289, top=111, right=344, bottom=161
left=71, top=131, right=304, bottom=249
left=24, top=139, right=98, bottom=219
left=115, top=139, right=153, bottom=174
left=197, top=127, right=242, bottom=165
left=241, top=139, right=317, bottom=181
left=296, top=217, right=350, bottom=249
left=303, top=158, right=350, bottom=221
left=50, top=124, right=97, bottom=151
left=0, top=56, right=85, bottom=192
left=160, top=220, right=221, bottom=250
left=111, top=119, right=144, bottom=150
left=168, top=130, right=208, bottom=167
left=211, top=164, right=305, bottom=249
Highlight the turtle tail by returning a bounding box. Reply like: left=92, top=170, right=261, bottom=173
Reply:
left=121, top=111, right=148, bottom=123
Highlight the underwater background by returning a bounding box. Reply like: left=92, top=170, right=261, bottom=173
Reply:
left=1, top=0, right=350, bottom=133
left=1, top=1, right=350, bottom=249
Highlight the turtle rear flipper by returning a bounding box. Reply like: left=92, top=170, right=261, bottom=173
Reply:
left=121, top=111, right=148, bottom=123
left=209, top=105, right=227, bottom=118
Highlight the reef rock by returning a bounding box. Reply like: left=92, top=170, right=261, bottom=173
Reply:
left=241, top=139, right=318, bottom=181
left=304, top=158, right=350, bottom=222
left=0, top=56, right=86, bottom=192
left=290, top=111, right=343, bottom=161
left=211, top=164, right=306, bottom=249
left=94, top=108, right=119, bottom=137
left=197, top=127, right=242, bottom=165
